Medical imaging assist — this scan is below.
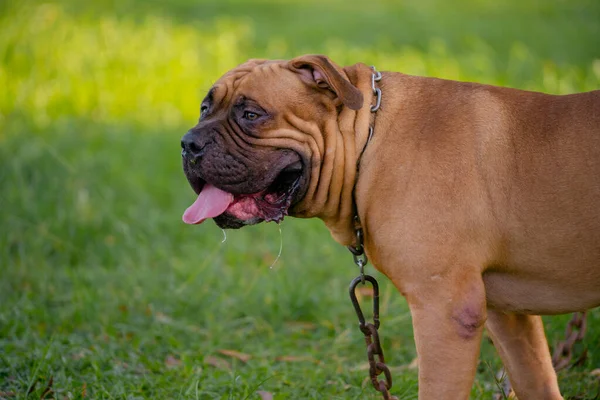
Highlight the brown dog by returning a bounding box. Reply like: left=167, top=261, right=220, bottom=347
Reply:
left=181, top=55, right=600, bottom=399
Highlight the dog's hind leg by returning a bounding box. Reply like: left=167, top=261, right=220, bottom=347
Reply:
left=486, top=310, right=563, bottom=400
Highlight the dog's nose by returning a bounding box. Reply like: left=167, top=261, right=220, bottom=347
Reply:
left=181, top=133, right=205, bottom=160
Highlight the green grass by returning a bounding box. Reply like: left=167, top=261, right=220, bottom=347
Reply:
left=1, top=0, right=599, bottom=398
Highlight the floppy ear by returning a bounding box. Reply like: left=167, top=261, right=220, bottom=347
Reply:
left=290, top=54, right=364, bottom=110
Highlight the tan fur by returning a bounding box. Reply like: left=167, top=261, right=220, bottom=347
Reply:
left=209, top=55, right=600, bottom=399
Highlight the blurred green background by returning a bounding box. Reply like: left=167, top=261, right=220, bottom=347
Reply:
left=1, top=0, right=599, bottom=398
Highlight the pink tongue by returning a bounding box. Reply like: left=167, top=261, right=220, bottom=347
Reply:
left=182, top=184, right=234, bottom=225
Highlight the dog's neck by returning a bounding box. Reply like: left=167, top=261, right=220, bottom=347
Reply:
left=317, top=63, right=381, bottom=246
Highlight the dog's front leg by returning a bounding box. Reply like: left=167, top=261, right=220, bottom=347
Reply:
left=404, top=269, right=486, bottom=400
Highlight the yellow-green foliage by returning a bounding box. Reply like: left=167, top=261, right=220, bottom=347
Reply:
left=0, top=3, right=252, bottom=129
left=1, top=1, right=598, bottom=132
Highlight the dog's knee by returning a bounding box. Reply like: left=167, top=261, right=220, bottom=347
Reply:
left=406, top=269, right=487, bottom=340
left=452, top=304, right=486, bottom=340
left=451, top=280, right=487, bottom=340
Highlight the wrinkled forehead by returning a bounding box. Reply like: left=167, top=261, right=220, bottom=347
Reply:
left=210, top=59, right=306, bottom=107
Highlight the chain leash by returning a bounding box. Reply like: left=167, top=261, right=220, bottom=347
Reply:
left=347, top=66, right=397, bottom=400
left=552, top=311, right=588, bottom=371
left=348, top=227, right=398, bottom=400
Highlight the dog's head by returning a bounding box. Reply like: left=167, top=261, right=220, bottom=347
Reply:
left=181, top=55, right=364, bottom=229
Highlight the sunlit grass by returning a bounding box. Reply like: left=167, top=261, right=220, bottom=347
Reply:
left=1, top=0, right=599, bottom=398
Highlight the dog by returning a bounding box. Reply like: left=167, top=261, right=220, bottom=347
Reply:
left=180, top=55, right=600, bottom=399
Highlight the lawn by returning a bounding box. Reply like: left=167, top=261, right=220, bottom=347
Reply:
left=1, top=0, right=599, bottom=398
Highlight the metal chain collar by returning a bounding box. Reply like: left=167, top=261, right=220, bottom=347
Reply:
left=347, top=66, right=398, bottom=400
left=355, top=66, right=382, bottom=172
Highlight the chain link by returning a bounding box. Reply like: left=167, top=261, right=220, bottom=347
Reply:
left=552, top=311, right=588, bottom=371
left=370, top=66, right=382, bottom=112
left=347, top=226, right=367, bottom=282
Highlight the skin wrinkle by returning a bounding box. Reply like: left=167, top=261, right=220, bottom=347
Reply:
left=338, top=111, right=356, bottom=228
left=282, top=114, right=322, bottom=148
left=299, top=131, right=325, bottom=207
left=281, top=113, right=325, bottom=212
left=230, top=120, right=256, bottom=151
left=231, top=72, right=252, bottom=91
left=223, top=119, right=259, bottom=163
left=318, top=117, right=341, bottom=215
left=211, top=85, right=228, bottom=113
left=216, top=121, right=255, bottom=167
left=265, top=62, right=280, bottom=79
left=284, top=113, right=324, bottom=158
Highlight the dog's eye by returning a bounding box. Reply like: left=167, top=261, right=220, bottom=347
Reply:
left=243, top=111, right=259, bottom=121
left=200, top=105, right=208, bottom=116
